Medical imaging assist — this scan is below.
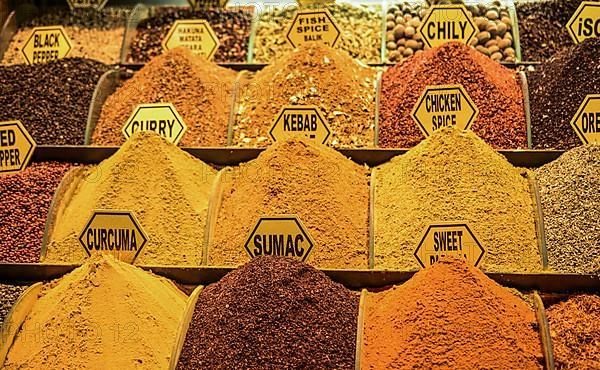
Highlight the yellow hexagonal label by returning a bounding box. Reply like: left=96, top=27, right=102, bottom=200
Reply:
left=21, top=26, right=72, bottom=65
left=570, top=94, right=600, bottom=144
left=244, top=215, right=315, bottom=262
left=270, top=105, right=331, bottom=144
left=414, top=221, right=485, bottom=269
left=66, top=0, right=108, bottom=11
left=162, top=20, right=220, bottom=60
left=566, top=1, right=600, bottom=43
left=411, top=84, right=478, bottom=137
left=286, top=9, right=341, bottom=48
left=0, top=121, right=36, bottom=175
left=122, top=103, right=188, bottom=145
left=419, top=5, right=477, bottom=49
left=79, top=210, right=148, bottom=264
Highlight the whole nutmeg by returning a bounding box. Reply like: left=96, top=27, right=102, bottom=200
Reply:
left=404, top=26, right=416, bottom=38
left=393, top=24, right=405, bottom=39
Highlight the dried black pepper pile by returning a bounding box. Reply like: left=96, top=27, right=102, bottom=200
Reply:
left=0, top=58, right=109, bottom=145
left=536, top=145, right=600, bottom=274
left=516, top=0, right=587, bottom=61
left=528, top=38, right=600, bottom=149
left=126, top=7, right=252, bottom=64
left=0, top=283, right=28, bottom=327
left=177, top=257, right=359, bottom=369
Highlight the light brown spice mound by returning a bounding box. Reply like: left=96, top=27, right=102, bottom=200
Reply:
left=209, top=138, right=370, bottom=269
left=3, top=254, right=186, bottom=370
left=362, top=257, right=544, bottom=370
left=93, top=47, right=236, bottom=146
left=234, top=43, right=377, bottom=148
left=374, top=127, right=541, bottom=272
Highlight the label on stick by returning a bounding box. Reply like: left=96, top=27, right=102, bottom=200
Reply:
left=244, top=215, right=315, bottom=262
left=78, top=210, right=148, bottom=264
left=0, top=121, right=36, bottom=175
left=21, top=26, right=72, bottom=64
left=411, top=84, right=478, bottom=137
left=419, top=5, right=477, bottom=48
left=270, top=105, right=331, bottom=144
left=414, top=221, right=485, bottom=269
left=66, top=0, right=108, bottom=11
left=566, top=1, right=600, bottom=43
left=286, top=9, right=341, bottom=48
left=570, top=94, right=600, bottom=144
left=162, top=20, right=220, bottom=60
left=122, top=103, right=187, bottom=144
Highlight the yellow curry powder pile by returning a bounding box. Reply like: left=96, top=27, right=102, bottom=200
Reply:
left=374, top=127, right=541, bottom=272
left=92, top=47, right=236, bottom=147
left=362, top=258, right=544, bottom=369
left=44, top=132, right=216, bottom=266
left=3, top=254, right=186, bottom=370
left=209, top=138, right=370, bottom=269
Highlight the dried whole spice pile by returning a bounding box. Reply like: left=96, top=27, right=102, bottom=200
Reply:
left=126, top=7, right=253, bottom=64
left=209, top=138, right=369, bottom=269
left=93, top=48, right=235, bottom=146
left=362, top=258, right=544, bottom=369
left=0, top=283, right=28, bottom=327
left=177, top=257, right=359, bottom=369
left=235, top=43, right=376, bottom=148
left=0, top=58, right=109, bottom=145
left=0, top=162, right=73, bottom=263
left=547, top=295, right=600, bottom=370
left=1, top=8, right=129, bottom=65
left=252, top=3, right=382, bottom=64
left=44, top=132, right=216, bottom=266
left=379, top=42, right=527, bottom=149
left=517, top=0, right=590, bottom=62
left=374, top=128, right=541, bottom=272
left=528, top=38, right=600, bottom=149
left=3, top=254, right=186, bottom=370
left=536, top=145, right=600, bottom=274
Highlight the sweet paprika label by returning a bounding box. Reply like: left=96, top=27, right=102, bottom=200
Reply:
left=411, top=84, right=478, bottom=137
left=66, top=0, right=108, bottom=11
left=244, top=215, right=315, bottom=262
left=419, top=5, right=477, bottom=48
left=286, top=9, right=341, bottom=48
left=79, top=210, right=148, bottom=264
left=570, top=94, right=600, bottom=144
left=122, top=103, right=187, bottom=145
left=162, top=20, right=220, bottom=60
left=0, top=121, right=36, bottom=175
left=566, top=1, right=600, bottom=43
left=21, top=26, right=72, bottom=64
left=270, top=105, right=331, bottom=144
left=414, top=221, right=485, bottom=268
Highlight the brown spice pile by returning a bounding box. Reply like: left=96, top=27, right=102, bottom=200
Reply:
left=234, top=43, right=376, bottom=148
left=379, top=42, right=527, bottom=149
left=92, top=47, right=235, bottom=146
left=362, top=257, right=544, bottom=369
left=209, top=138, right=370, bottom=269
left=374, top=127, right=541, bottom=272
left=547, top=295, right=600, bottom=370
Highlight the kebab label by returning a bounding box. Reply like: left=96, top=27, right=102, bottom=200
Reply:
left=270, top=105, right=331, bottom=144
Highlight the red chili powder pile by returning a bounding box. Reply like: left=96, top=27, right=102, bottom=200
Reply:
left=362, top=258, right=544, bottom=369
left=546, top=295, right=600, bottom=369
left=379, top=42, right=527, bottom=149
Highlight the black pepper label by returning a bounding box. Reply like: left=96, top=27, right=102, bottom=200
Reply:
left=286, top=9, right=341, bottom=48
left=414, top=222, right=485, bottom=268
left=0, top=121, right=36, bottom=175
left=21, top=26, right=72, bottom=65
left=244, top=215, right=315, bottom=261
left=419, top=5, right=477, bottom=48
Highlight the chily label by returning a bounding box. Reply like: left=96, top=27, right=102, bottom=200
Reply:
left=419, top=5, right=477, bottom=48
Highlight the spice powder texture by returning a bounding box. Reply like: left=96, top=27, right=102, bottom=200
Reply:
left=361, top=257, right=544, bottom=369
left=374, top=127, right=541, bottom=272
left=3, top=254, right=186, bottom=370
left=234, top=43, right=376, bottom=148
left=177, top=256, right=359, bottom=369
left=209, top=138, right=370, bottom=269
left=547, top=294, right=600, bottom=370
left=43, top=132, right=215, bottom=266
left=93, top=47, right=235, bottom=147
left=379, top=42, right=527, bottom=149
